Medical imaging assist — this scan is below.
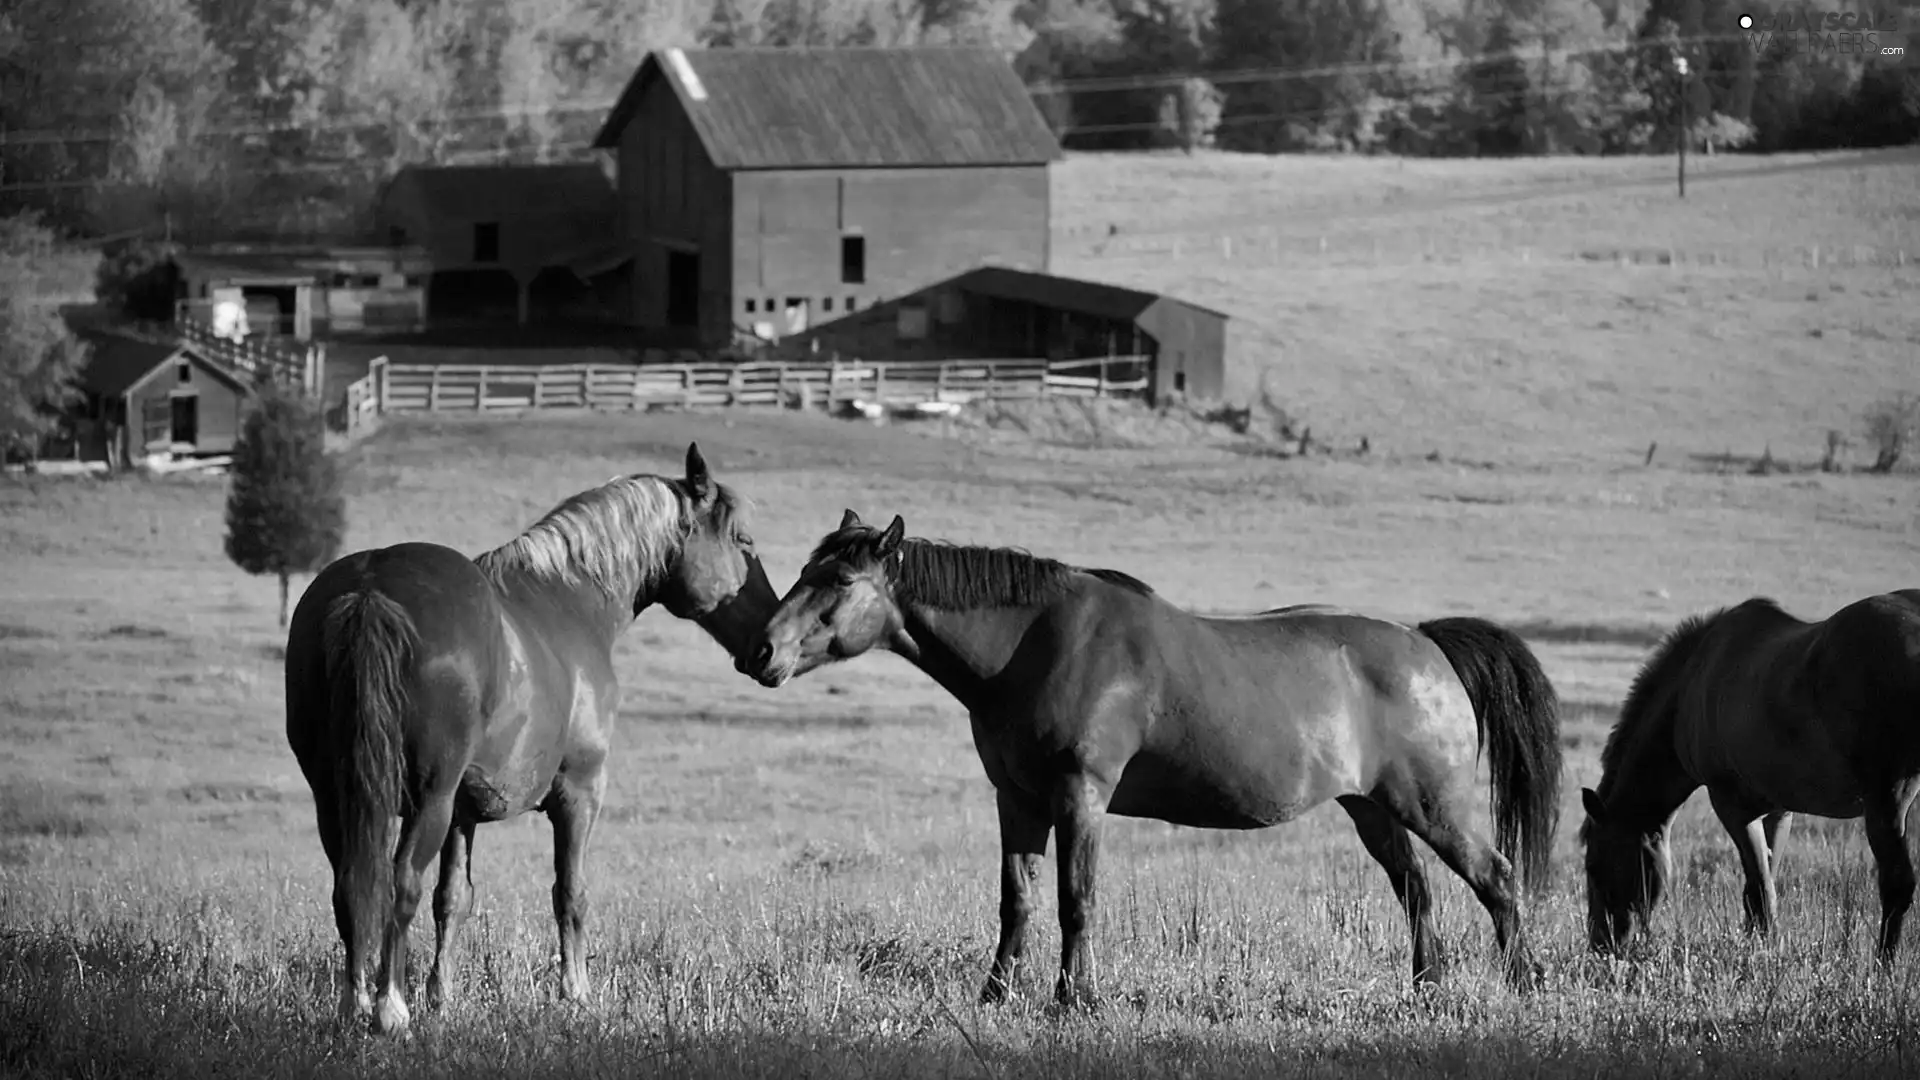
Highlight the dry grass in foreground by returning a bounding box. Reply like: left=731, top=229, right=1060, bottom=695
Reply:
left=4, top=404, right=1920, bottom=1077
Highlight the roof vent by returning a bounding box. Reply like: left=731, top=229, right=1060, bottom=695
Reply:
left=666, top=48, right=708, bottom=102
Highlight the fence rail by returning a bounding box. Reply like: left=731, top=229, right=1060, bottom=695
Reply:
left=176, top=317, right=322, bottom=393
left=340, top=355, right=1151, bottom=434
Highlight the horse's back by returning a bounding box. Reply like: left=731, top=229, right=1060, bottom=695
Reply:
left=1086, top=596, right=1475, bottom=826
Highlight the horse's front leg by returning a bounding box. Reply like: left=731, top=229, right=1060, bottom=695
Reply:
left=1707, top=787, right=1780, bottom=937
left=425, top=821, right=477, bottom=1010
left=547, top=757, right=609, bottom=1002
left=1051, top=771, right=1111, bottom=1010
left=982, top=786, right=1051, bottom=1004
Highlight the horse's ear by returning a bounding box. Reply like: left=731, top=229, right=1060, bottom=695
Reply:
left=684, top=442, right=714, bottom=504
left=876, top=514, right=905, bottom=556
left=1581, top=787, right=1607, bottom=821
left=839, top=508, right=862, bottom=530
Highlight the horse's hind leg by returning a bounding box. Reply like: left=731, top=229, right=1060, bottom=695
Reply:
left=547, top=762, right=607, bottom=1002
left=981, top=787, right=1051, bottom=1004
left=1381, top=782, right=1540, bottom=990
left=1336, top=795, right=1444, bottom=986
left=372, top=787, right=457, bottom=1037
left=1707, top=787, right=1781, bottom=937
left=1864, top=780, right=1920, bottom=964
left=425, top=821, right=477, bottom=1010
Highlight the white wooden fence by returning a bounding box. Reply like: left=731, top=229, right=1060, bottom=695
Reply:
left=341, top=355, right=1151, bottom=435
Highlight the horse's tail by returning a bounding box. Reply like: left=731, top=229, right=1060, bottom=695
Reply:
left=322, top=589, right=417, bottom=981
left=1417, top=616, right=1564, bottom=896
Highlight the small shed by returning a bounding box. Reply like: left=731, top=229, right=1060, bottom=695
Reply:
left=64, top=331, right=251, bottom=466
left=374, top=163, right=621, bottom=326
left=788, top=267, right=1233, bottom=402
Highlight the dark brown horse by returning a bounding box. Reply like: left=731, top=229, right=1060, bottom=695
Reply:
left=744, top=511, right=1564, bottom=1006
left=285, top=444, right=774, bottom=1036
left=1580, top=591, right=1920, bottom=961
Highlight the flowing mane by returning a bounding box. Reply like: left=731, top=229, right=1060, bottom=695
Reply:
left=1581, top=598, right=1788, bottom=840
left=809, top=528, right=1154, bottom=611
left=476, top=475, right=737, bottom=599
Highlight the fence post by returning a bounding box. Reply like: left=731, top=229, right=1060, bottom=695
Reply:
left=1097, top=357, right=1109, bottom=398
left=374, top=356, right=390, bottom=414
left=477, top=367, right=490, bottom=411
left=532, top=369, right=547, bottom=409
left=429, top=367, right=444, bottom=411
left=936, top=362, right=948, bottom=402
left=875, top=363, right=887, bottom=406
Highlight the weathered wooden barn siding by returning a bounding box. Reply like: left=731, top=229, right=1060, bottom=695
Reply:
left=730, top=166, right=1048, bottom=327
left=617, top=77, right=732, bottom=342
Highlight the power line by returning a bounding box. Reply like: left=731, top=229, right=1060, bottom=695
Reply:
left=0, top=29, right=1767, bottom=149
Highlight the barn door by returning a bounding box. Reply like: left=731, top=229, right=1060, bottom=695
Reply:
left=141, top=397, right=171, bottom=453
left=665, top=249, right=699, bottom=328
left=169, top=395, right=199, bottom=447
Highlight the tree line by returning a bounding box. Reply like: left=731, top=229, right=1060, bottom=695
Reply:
left=1, top=0, right=1912, bottom=244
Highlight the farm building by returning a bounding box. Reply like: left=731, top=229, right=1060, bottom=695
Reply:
left=590, top=46, right=1062, bottom=348
left=374, top=164, right=623, bottom=326
left=174, top=246, right=430, bottom=340
left=52, top=329, right=252, bottom=467
left=785, top=266, right=1233, bottom=402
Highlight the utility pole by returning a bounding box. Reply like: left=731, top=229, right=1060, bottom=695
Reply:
left=1675, top=54, right=1689, bottom=199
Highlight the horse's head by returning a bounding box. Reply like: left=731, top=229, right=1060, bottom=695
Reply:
left=655, top=442, right=765, bottom=622
left=744, top=508, right=905, bottom=688
left=1579, top=786, right=1670, bottom=955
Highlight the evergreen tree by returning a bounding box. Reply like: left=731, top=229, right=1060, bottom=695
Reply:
left=223, top=384, right=347, bottom=627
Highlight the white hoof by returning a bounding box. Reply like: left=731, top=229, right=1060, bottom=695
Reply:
left=372, top=993, right=411, bottom=1037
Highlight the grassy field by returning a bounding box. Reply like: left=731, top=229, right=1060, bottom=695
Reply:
left=4, top=150, right=1920, bottom=1078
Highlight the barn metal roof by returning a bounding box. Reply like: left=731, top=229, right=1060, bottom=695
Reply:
left=71, top=330, right=237, bottom=398
left=591, top=47, right=1062, bottom=169
left=952, top=267, right=1232, bottom=323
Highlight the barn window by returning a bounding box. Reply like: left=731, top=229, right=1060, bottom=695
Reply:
left=846, top=296, right=857, bottom=311
left=388, top=225, right=407, bottom=247
left=404, top=275, right=423, bottom=288
left=840, top=235, right=865, bottom=285
left=177, top=362, right=191, bottom=384
left=764, top=297, right=774, bottom=313
left=473, top=222, right=500, bottom=263
left=359, top=274, right=381, bottom=288
left=822, top=297, right=833, bottom=312
left=745, top=298, right=756, bottom=313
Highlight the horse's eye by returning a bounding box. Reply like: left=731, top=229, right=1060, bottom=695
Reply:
left=735, top=532, right=754, bottom=547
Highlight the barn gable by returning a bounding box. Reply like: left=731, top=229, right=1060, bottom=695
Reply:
left=592, top=46, right=1062, bottom=170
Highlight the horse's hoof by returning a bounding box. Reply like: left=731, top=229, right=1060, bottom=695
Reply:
left=1048, top=982, right=1105, bottom=1017
left=372, top=995, right=412, bottom=1038
left=979, top=977, right=1012, bottom=1005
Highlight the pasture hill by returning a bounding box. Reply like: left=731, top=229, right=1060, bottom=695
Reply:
left=2, top=149, right=1919, bottom=1079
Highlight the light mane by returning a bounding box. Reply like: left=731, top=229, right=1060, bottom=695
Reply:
left=476, top=476, right=717, bottom=600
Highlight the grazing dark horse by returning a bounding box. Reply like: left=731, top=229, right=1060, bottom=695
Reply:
left=1580, top=592, right=1920, bottom=962
left=285, top=444, right=774, bottom=1036
left=743, top=510, right=1564, bottom=1006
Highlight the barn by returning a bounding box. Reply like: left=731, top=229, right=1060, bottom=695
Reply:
left=786, top=266, right=1234, bottom=402
left=374, top=164, right=622, bottom=326
left=58, top=329, right=252, bottom=467
left=590, top=46, right=1062, bottom=349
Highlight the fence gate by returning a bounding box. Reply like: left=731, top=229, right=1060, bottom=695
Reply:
left=140, top=398, right=171, bottom=453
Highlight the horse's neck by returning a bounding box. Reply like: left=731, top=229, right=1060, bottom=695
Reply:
left=894, top=602, right=1047, bottom=708
left=1600, top=699, right=1697, bottom=830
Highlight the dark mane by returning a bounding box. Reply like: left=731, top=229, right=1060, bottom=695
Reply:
left=809, top=527, right=1154, bottom=611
